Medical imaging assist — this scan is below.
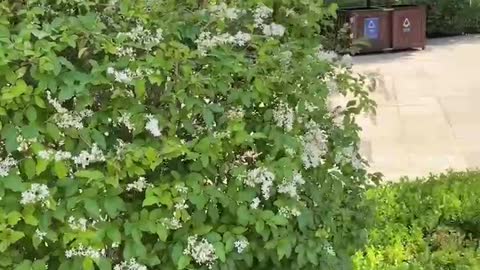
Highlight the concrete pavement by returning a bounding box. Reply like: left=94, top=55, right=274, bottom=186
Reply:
left=353, top=35, right=480, bottom=181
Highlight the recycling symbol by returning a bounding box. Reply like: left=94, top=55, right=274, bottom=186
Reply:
left=403, top=18, right=411, bottom=28
left=368, top=20, right=376, bottom=29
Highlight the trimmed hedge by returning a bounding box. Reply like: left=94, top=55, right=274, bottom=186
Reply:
left=354, top=171, right=480, bottom=269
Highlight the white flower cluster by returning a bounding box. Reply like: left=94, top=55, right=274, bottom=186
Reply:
left=253, top=5, right=286, bottom=37
left=174, top=199, right=189, bottom=211
left=278, top=172, right=305, bottom=199
left=126, top=177, right=152, bottom=192
left=72, top=144, right=106, bottom=168
left=250, top=197, right=261, bottom=209
left=336, top=146, right=365, bottom=170
left=116, top=46, right=136, bottom=61
left=145, top=114, right=161, bottom=137
left=262, top=23, right=286, bottom=37
left=107, top=67, right=155, bottom=84
left=245, top=167, right=275, bottom=200
left=324, top=242, right=336, bottom=256
left=16, top=135, right=37, bottom=152
left=161, top=217, right=182, bottom=230
left=208, top=3, right=242, bottom=20
left=226, top=107, right=245, bottom=120
left=116, top=112, right=136, bottom=132
left=114, top=258, right=147, bottom=270
left=68, top=216, right=96, bottom=231
left=316, top=49, right=338, bottom=63
left=65, top=244, right=105, bottom=259
left=47, top=91, right=92, bottom=129
left=117, top=25, right=163, bottom=50
left=195, top=31, right=252, bottom=56
left=253, top=5, right=273, bottom=27
left=278, top=206, right=301, bottom=218
left=175, top=184, right=188, bottom=194
left=301, top=122, right=328, bottom=169
left=183, top=235, right=217, bottom=269
left=20, top=183, right=50, bottom=205
left=0, top=156, right=17, bottom=177
left=273, top=102, right=294, bottom=131
left=35, top=229, right=47, bottom=241
left=114, top=139, right=130, bottom=160
left=38, top=149, right=72, bottom=161
left=234, top=239, right=249, bottom=253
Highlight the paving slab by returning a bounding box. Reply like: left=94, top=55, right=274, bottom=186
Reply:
left=353, top=35, right=480, bottom=181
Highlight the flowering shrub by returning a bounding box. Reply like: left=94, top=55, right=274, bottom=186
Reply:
left=0, top=0, right=375, bottom=269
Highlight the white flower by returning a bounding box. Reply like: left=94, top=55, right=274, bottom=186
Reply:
left=273, top=102, right=294, bottom=131
left=234, top=239, right=249, bottom=253
left=65, top=244, right=105, bottom=259
left=317, top=50, right=338, bottom=63
left=183, top=235, right=217, bottom=268
left=68, top=216, right=89, bottom=231
left=254, top=5, right=273, bottom=28
left=116, top=46, right=136, bottom=61
left=126, top=177, right=152, bottom=192
left=114, top=258, right=147, bottom=270
left=117, top=25, right=164, bottom=49
left=301, top=122, right=328, bottom=169
left=262, top=23, right=286, bottom=37
left=145, top=114, right=161, bottom=137
left=0, top=156, right=17, bottom=177
left=46, top=91, right=92, bottom=129
left=20, top=183, right=50, bottom=205
left=278, top=172, right=305, bottom=199
left=226, top=107, right=245, bottom=120
left=250, top=197, right=261, bottom=209
left=35, top=229, right=47, bottom=241
left=114, top=139, right=129, bottom=160
left=161, top=217, right=183, bottom=230
left=117, top=112, right=135, bottom=132
left=209, top=3, right=241, bottom=20
left=278, top=206, right=301, bottom=218
left=233, top=31, right=251, bottom=46
left=72, top=144, right=106, bottom=168
left=340, top=54, right=353, bottom=67
left=245, top=167, right=275, bottom=200
left=324, top=242, right=336, bottom=256
left=175, top=184, right=188, bottom=194
left=174, top=199, right=189, bottom=211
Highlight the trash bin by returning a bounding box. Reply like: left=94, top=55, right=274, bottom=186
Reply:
left=391, top=5, right=426, bottom=50
left=339, top=7, right=392, bottom=53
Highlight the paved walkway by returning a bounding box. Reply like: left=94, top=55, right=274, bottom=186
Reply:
left=353, top=35, right=480, bottom=181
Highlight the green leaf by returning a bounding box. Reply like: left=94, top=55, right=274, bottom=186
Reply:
left=23, top=158, right=36, bottom=179
left=14, top=260, right=32, bottom=270
left=277, top=238, right=292, bottom=260
left=177, top=255, right=191, bottom=270
left=54, top=161, right=68, bottom=178
left=95, top=259, right=112, bottom=270
left=106, top=226, right=121, bottom=243
left=143, top=194, right=160, bottom=207
left=193, top=225, right=212, bottom=235
left=91, top=129, right=106, bottom=149
left=202, top=108, right=215, bottom=127
left=35, top=96, right=46, bottom=108
left=213, top=242, right=226, bottom=262
left=104, top=196, right=125, bottom=218
left=25, top=106, right=37, bottom=122
left=271, top=215, right=289, bottom=226
left=156, top=224, right=168, bottom=241
left=135, top=79, right=146, bottom=100
left=237, top=205, right=251, bottom=226
left=7, top=211, right=23, bottom=226
left=2, top=174, right=26, bottom=192
left=84, top=199, right=100, bottom=217
left=75, top=170, right=104, bottom=180
left=46, top=123, right=61, bottom=141
left=82, top=258, right=95, bottom=270
left=36, top=159, right=49, bottom=175
left=158, top=191, right=173, bottom=207
left=255, top=220, right=265, bottom=233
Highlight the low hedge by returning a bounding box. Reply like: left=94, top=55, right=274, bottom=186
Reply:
left=354, top=171, right=480, bottom=269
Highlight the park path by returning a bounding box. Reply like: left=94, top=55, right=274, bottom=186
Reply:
left=352, top=35, right=480, bottom=181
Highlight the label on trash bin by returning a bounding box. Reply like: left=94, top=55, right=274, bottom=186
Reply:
left=403, top=18, right=411, bottom=33
left=364, top=18, right=379, bottom=39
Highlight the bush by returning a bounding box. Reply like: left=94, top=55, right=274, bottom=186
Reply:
left=0, top=0, right=375, bottom=269
left=354, top=171, right=480, bottom=269
left=402, top=0, right=480, bottom=36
